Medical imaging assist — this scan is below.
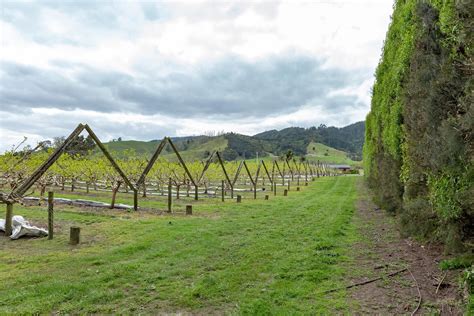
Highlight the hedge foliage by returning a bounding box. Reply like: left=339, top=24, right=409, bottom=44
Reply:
left=364, top=0, right=473, bottom=251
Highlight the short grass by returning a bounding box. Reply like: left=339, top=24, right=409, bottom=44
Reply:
left=0, top=176, right=361, bottom=314
left=306, top=142, right=361, bottom=167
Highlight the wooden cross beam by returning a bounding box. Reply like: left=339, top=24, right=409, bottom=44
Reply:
left=136, top=138, right=167, bottom=187
left=273, top=161, right=284, bottom=178
left=84, top=125, right=137, bottom=196
left=165, top=137, right=197, bottom=187
left=261, top=160, right=273, bottom=183
left=215, top=151, right=232, bottom=187
left=198, top=151, right=216, bottom=184
left=9, top=123, right=86, bottom=201
left=232, top=161, right=244, bottom=186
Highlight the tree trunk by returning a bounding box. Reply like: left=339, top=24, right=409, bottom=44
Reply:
left=110, top=182, right=122, bottom=209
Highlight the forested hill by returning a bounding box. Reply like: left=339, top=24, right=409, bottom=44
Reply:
left=364, top=0, right=472, bottom=250
left=252, top=121, right=364, bottom=159
left=103, top=121, right=365, bottom=161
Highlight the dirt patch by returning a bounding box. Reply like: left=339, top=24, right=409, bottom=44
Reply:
left=349, top=181, right=466, bottom=315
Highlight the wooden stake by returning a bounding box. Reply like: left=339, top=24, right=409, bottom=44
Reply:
left=284, top=189, right=288, bottom=196
left=167, top=178, right=172, bottom=213
left=133, top=190, right=138, bottom=211
left=297, top=187, right=300, bottom=191
left=186, top=205, right=192, bottom=215
left=237, top=195, right=242, bottom=203
left=48, top=191, right=54, bottom=240
left=221, top=180, right=225, bottom=202
left=5, top=203, right=13, bottom=237
left=69, top=226, right=80, bottom=245
left=265, top=195, right=269, bottom=200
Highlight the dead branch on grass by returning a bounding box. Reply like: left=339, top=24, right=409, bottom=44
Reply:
left=322, top=267, right=408, bottom=294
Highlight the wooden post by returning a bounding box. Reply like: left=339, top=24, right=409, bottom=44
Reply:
left=273, top=182, right=277, bottom=196
left=284, top=189, right=288, bottom=196
left=48, top=191, right=54, bottom=240
left=305, top=182, right=308, bottom=186
left=133, top=190, right=138, bottom=211
left=69, top=227, right=80, bottom=245
left=194, top=185, right=198, bottom=201
left=221, top=180, right=225, bottom=202
left=237, top=195, right=242, bottom=203
left=5, top=203, right=13, bottom=237
left=297, top=187, right=300, bottom=191
left=167, top=178, right=172, bottom=213
left=186, top=205, right=192, bottom=215
left=265, top=195, right=269, bottom=200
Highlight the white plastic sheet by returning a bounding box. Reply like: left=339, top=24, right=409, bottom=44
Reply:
left=0, top=215, right=48, bottom=239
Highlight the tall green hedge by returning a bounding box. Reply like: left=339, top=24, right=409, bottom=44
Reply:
left=364, top=0, right=473, bottom=251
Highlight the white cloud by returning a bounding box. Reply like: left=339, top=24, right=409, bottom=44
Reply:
left=0, top=0, right=394, bottom=152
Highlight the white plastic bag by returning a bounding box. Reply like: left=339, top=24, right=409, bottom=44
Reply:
left=0, top=215, right=48, bottom=239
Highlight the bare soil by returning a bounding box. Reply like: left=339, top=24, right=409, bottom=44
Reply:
left=350, top=181, right=466, bottom=315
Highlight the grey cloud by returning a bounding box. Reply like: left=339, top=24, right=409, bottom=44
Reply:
left=0, top=55, right=370, bottom=118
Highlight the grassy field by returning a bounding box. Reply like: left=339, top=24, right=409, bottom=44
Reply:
left=0, top=176, right=362, bottom=314
left=306, top=142, right=361, bottom=167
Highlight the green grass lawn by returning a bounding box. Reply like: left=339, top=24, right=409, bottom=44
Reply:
left=0, top=176, right=361, bottom=314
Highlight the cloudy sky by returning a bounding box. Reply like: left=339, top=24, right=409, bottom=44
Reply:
left=0, top=0, right=393, bottom=151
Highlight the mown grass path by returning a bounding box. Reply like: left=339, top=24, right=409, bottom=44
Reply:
left=0, top=176, right=360, bottom=314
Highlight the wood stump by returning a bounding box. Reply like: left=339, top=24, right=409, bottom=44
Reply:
left=69, top=227, right=80, bottom=245
left=186, top=205, right=192, bottom=215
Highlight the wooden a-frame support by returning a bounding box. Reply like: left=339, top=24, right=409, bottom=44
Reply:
left=215, top=152, right=234, bottom=198
left=242, top=161, right=261, bottom=199
left=3, top=123, right=138, bottom=236
left=136, top=137, right=199, bottom=203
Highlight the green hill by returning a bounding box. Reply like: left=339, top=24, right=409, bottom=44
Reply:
left=306, top=142, right=361, bottom=166
left=101, top=122, right=365, bottom=165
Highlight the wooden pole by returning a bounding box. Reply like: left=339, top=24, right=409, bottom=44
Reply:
left=69, top=227, right=80, bottom=245
left=221, top=180, right=225, bottom=202
left=133, top=190, right=138, bottom=211
left=284, top=189, right=288, bottom=196
left=265, top=195, right=269, bottom=200
left=5, top=203, right=13, bottom=237
left=237, top=195, right=242, bottom=203
left=48, top=191, right=54, bottom=240
left=168, top=178, right=172, bottom=213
